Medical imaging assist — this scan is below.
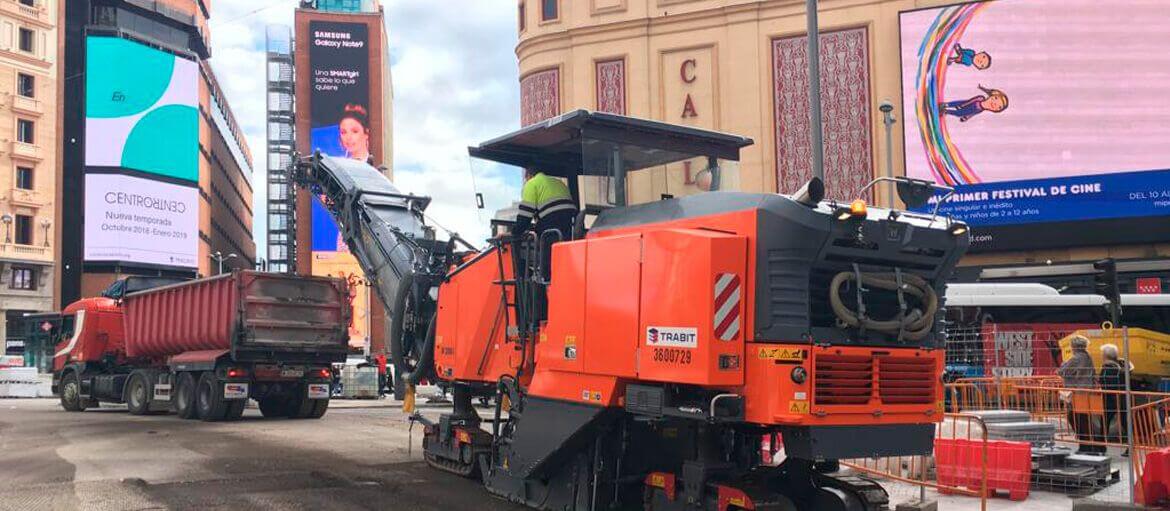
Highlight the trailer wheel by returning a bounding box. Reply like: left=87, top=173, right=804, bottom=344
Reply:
left=196, top=372, right=229, bottom=421
left=174, top=372, right=198, bottom=419
left=60, top=372, right=87, bottom=412
left=126, top=372, right=151, bottom=415
left=258, top=396, right=289, bottom=418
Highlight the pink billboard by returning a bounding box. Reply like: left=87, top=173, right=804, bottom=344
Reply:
left=899, top=1, right=1170, bottom=250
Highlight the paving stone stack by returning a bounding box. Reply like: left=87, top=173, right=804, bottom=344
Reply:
left=963, top=410, right=1120, bottom=495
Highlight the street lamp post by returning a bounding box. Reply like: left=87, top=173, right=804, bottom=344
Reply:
left=40, top=219, right=51, bottom=247
left=806, top=0, right=824, bottom=183
left=1, top=214, right=12, bottom=244
left=212, top=251, right=238, bottom=275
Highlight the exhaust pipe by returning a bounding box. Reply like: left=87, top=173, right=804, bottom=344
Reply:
left=792, top=177, right=825, bottom=207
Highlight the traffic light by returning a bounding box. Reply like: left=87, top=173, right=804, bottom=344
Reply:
left=1093, top=258, right=1122, bottom=324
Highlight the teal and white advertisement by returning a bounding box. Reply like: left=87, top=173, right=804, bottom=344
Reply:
left=85, top=37, right=199, bottom=182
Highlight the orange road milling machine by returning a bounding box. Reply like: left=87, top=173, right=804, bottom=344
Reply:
left=295, top=111, right=970, bottom=511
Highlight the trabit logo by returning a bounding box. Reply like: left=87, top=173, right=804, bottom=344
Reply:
left=647, top=328, right=660, bottom=344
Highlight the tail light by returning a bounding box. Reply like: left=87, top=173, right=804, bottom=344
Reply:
left=227, top=368, right=247, bottom=379
left=316, top=368, right=332, bottom=379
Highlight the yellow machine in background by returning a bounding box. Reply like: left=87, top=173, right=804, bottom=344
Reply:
left=1060, top=328, right=1170, bottom=382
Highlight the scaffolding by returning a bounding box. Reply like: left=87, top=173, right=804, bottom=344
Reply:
left=266, top=25, right=296, bottom=274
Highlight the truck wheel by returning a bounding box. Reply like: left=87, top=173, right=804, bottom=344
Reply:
left=306, top=398, right=329, bottom=419
left=174, top=372, right=199, bottom=420
left=196, top=372, right=229, bottom=421
left=224, top=399, right=246, bottom=421
left=258, top=396, right=289, bottom=418
left=60, top=372, right=87, bottom=412
left=126, top=372, right=151, bottom=415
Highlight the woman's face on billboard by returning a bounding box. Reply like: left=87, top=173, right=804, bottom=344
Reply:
left=340, top=117, right=370, bottom=159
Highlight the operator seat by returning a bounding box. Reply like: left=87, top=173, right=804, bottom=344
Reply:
left=572, top=204, right=610, bottom=240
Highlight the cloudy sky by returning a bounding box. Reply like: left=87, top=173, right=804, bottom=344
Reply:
left=207, top=1, right=523, bottom=257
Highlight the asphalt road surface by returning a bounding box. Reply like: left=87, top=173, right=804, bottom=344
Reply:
left=0, top=398, right=525, bottom=511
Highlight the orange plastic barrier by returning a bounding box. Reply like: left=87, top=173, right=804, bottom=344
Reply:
left=1142, top=447, right=1170, bottom=506
left=936, top=438, right=1031, bottom=501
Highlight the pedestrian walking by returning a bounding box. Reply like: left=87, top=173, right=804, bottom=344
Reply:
left=1058, top=335, right=1103, bottom=454
left=1099, top=343, right=1132, bottom=451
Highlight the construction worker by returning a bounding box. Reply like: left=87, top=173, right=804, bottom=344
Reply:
left=512, top=169, right=577, bottom=242
left=373, top=353, right=388, bottom=398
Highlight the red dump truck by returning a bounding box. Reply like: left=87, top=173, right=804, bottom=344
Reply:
left=51, top=271, right=350, bottom=421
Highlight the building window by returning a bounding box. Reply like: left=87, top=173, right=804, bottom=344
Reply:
left=18, top=28, right=34, bottom=53
left=519, top=1, right=526, bottom=31
left=541, top=0, right=557, bottom=21
left=10, top=266, right=35, bottom=290
left=773, top=28, right=873, bottom=201
left=17, top=74, right=34, bottom=98
left=16, top=167, right=33, bottom=190
left=16, top=119, right=34, bottom=144
left=14, top=215, right=32, bottom=245
left=520, top=69, right=560, bottom=126
left=19, top=0, right=36, bottom=7
left=596, top=59, right=626, bottom=115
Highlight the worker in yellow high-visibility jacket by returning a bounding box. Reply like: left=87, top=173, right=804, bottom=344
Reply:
left=512, top=169, right=577, bottom=241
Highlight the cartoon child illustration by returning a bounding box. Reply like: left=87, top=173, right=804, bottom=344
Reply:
left=940, top=85, right=1009, bottom=122
left=947, top=43, right=991, bottom=70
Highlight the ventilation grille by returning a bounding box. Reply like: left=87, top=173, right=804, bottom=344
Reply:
left=877, top=356, right=936, bottom=405
left=813, top=354, right=874, bottom=405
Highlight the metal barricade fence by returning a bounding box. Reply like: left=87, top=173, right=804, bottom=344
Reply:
left=842, top=414, right=991, bottom=510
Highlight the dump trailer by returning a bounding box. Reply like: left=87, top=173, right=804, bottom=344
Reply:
left=296, top=110, right=970, bottom=510
left=52, top=271, right=350, bottom=421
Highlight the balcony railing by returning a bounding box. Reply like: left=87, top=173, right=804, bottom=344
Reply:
left=0, top=0, right=52, bottom=27
left=0, top=242, right=49, bottom=259
left=10, top=141, right=41, bottom=160
left=11, top=95, right=42, bottom=116
left=10, top=188, right=46, bottom=207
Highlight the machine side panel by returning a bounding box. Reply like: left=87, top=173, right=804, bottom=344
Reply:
left=433, top=280, right=460, bottom=380
left=583, top=234, right=641, bottom=378
left=637, top=228, right=747, bottom=387
left=435, top=250, right=515, bottom=383
left=539, top=241, right=587, bottom=373
left=526, top=370, right=623, bottom=407
left=590, top=210, right=758, bottom=346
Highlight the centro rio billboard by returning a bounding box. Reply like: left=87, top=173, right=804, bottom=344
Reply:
left=307, top=20, right=374, bottom=349
left=83, top=36, right=200, bottom=269
left=900, top=0, right=1170, bottom=251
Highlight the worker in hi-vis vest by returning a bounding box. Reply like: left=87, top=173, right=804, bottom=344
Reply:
left=512, top=169, right=578, bottom=241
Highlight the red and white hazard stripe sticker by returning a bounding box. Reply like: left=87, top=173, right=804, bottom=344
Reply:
left=713, top=273, right=741, bottom=341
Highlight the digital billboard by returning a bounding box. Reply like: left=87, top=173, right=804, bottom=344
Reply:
left=900, top=1, right=1170, bottom=251
left=306, top=20, right=374, bottom=349
left=85, top=37, right=199, bottom=182
left=308, top=20, right=372, bottom=252
left=83, top=173, right=199, bottom=268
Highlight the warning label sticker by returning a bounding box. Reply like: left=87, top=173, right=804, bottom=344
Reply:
left=758, top=347, right=806, bottom=362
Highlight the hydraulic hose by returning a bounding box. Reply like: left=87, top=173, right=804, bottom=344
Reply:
left=387, top=271, right=414, bottom=374
left=402, top=312, right=437, bottom=385
left=829, top=271, right=938, bottom=341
